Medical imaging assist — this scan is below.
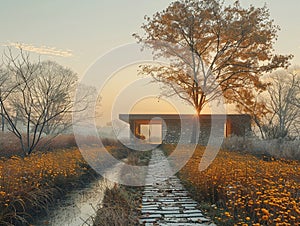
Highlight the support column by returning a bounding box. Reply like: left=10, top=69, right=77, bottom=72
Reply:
left=129, top=120, right=135, bottom=141
left=135, top=122, right=141, bottom=137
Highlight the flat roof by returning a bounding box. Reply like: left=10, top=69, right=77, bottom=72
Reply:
left=119, top=114, right=250, bottom=123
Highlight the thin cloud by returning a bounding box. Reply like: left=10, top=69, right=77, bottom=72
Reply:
left=2, top=42, right=73, bottom=57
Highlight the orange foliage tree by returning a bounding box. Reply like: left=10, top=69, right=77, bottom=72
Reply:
left=134, top=0, right=292, bottom=116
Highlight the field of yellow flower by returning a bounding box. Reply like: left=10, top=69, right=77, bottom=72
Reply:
left=176, top=146, right=300, bottom=225
left=0, top=148, right=90, bottom=225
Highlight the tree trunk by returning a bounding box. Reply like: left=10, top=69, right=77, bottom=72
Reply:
left=1, top=105, right=4, bottom=132
left=190, top=111, right=200, bottom=144
left=191, top=120, right=197, bottom=143
left=253, top=117, right=265, bottom=139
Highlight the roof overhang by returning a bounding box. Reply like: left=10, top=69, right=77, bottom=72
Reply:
left=119, top=114, right=250, bottom=124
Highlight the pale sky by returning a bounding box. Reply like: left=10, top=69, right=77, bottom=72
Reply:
left=1, top=1, right=300, bottom=124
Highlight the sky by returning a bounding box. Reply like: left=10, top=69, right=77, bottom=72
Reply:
left=1, top=0, right=300, bottom=125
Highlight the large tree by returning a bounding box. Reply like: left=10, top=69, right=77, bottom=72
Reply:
left=134, top=0, right=292, bottom=115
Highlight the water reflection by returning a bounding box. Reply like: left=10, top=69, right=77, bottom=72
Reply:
left=33, top=163, right=122, bottom=226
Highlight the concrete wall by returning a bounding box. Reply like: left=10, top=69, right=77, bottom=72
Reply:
left=123, top=114, right=251, bottom=145
left=161, top=115, right=251, bottom=145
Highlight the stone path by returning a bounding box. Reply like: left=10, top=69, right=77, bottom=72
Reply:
left=139, top=149, right=216, bottom=226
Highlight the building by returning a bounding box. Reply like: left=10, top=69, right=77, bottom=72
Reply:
left=119, top=114, right=251, bottom=145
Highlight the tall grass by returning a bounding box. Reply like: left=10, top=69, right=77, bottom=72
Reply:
left=222, top=136, right=300, bottom=160
left=0, top=132, right=120, bottom=157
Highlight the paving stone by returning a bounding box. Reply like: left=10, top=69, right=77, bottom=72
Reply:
left=161, top=206, right=180, bottom=210
left=139, top=218, right=157, bottom=223
left=183, top=209, right=204, bottom=214
left=142, top=205, right=159, bottom=208
left=159, top=210, right=181, bottom=214
left=187, top=217, right=211, bottom=222
left=142, top=210, right=181, bottom=215
left=141, top=208, right=159, bottom=212
left=164, top=213, right=204, bottom=218
left=140, top=214, right=162, bottom=219
left=182, top=203, right=198, bottom=207
left=159, top=223, right=212, bottom=226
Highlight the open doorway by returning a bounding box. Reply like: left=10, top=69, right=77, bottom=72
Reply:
left=140, top=124, right=162, bottom=144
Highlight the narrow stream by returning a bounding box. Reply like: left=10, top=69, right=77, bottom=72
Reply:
left=33, top=163, right=123, bottom=226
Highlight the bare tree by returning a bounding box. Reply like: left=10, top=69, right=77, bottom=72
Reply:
left=235, top=92, right=270, bottom=139
left=73, top=83, right=100, bottom=131
left=0, top=64, right=22, bottom=132
left=263, top=68, right=300, bottom=139
left=29, top=60, right=78, bottom=135
left=0, top=48, right=82, bottom=155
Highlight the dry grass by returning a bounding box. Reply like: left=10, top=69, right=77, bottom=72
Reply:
left=0, top=132, right=120, bottom=157
left=0, top=132, right=24, bottom=157
left=177, top=146, right=300, bottom=225
left=93, top=186, right=140, bottom=226
left=0, top=132, right=78, bottom=157
left=0, top=148, right=90, bottom=225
